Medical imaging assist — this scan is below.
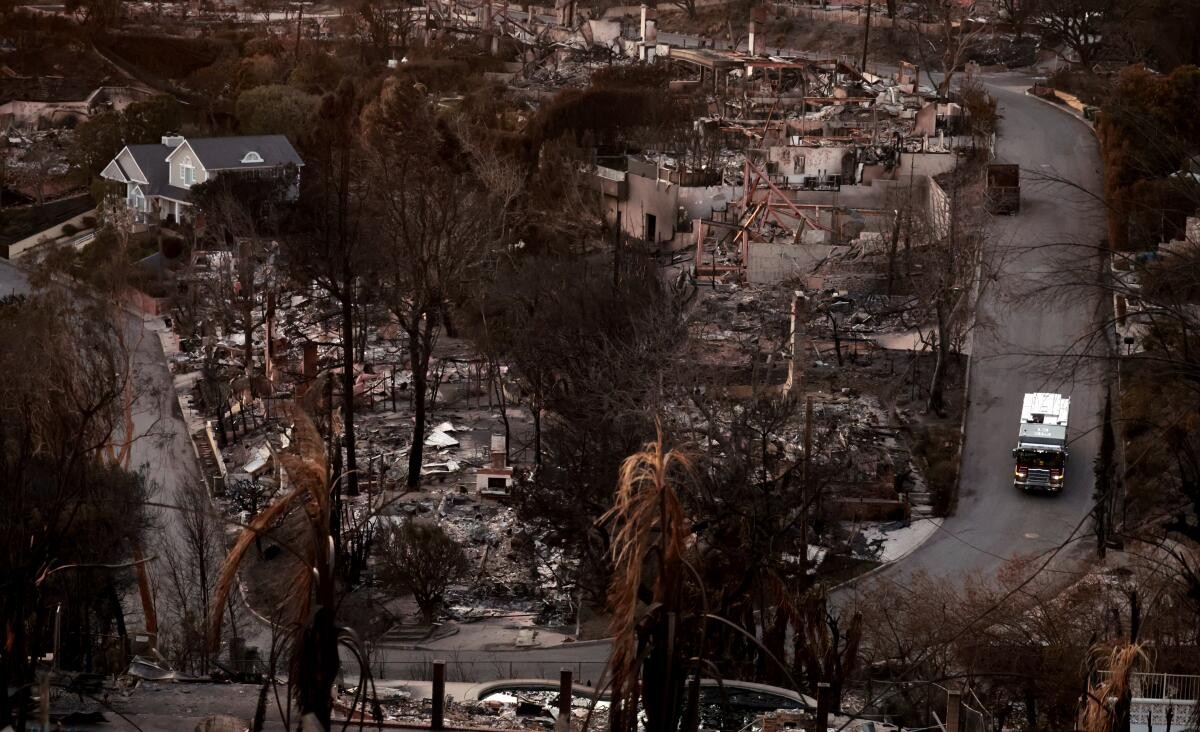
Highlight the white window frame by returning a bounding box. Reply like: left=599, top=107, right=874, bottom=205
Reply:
left=241, top=151, right=264, bottom=164
left=181, top=156, right=195, bottom=186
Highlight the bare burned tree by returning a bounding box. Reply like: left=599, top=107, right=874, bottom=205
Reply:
left=913, top=0, right=987, bottom=95
left=191, top=172, right=293, bottom=382
left=361, top=79, right=499, bottom=489
left=287, top=79, right=376, bottom=499
left=914, top=163, right=984, bottom=415
left=160, top=480, right=226, bottom=676
left=997, top=0, right=1041, bottom=39
left=0, top=290, right=151, bottom=729
left=346, top=0, right=420, bottom=62
left=375, top=519, right=470, bottom=624
left=478, top=254, right=687, bottom=605
left=1035, top=0, right=1129, bottom=68
left=852, top=550, right=1198, bottom=730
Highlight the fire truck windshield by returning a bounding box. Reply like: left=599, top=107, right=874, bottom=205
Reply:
left=1015, top=450, right=1064, bottom=469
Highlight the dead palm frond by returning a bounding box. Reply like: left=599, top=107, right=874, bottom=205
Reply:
left=209, top=406, right=345, bottom=728
left=1079, top=642, right=1149, bottom=732
left=601, top=428, right=695, bottom=732
left=209, top=408, right=330, bottom=649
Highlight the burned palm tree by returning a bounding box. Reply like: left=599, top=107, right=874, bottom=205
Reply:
left=602, top=429, right=703, bottom=732
left=209, top=407, right=378, bottom=730
left=1079, top=643, right=1148, bottom=732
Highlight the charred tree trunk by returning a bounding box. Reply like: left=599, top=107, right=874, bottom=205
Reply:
left=405, top=316, right=436, bottom=489
left=826, top=311, right=844, bottom=366
left=532, top=395, right=543, bottom=468
left=926, top=301, right=949, bottom=416
left=341, top=290, right=359, bottom=496
left=886, top=212, right=902, bottom=296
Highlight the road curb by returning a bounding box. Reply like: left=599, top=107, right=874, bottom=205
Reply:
left=1022, top=89, right=1099, bottom=140
left=829, top=517, right=946, bottom=593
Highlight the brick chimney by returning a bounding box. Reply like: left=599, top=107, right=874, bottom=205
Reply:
left=784, top=290, right=808, bottom=396
left=490, top=433, right=507, bottom=469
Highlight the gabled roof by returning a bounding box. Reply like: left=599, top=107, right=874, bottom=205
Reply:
left=170, top=135, right=303, bottom=171
left=127, top=144, right=171, bottom=185
left=100, top=157, right=129, bottom=183
left=117, top=143, right=190, bottom=200
left=99, top=145, right=152, bottom=185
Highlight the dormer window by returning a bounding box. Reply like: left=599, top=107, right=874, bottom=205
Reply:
left=181, top=156, right=195, bottom=186
left=241, top=151, right=263, bottom=164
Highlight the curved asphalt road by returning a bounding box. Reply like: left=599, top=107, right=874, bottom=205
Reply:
left=850, top=74, right=1105, bottom=592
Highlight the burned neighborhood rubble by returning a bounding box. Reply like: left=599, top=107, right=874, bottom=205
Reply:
left=120, top=0, right=983, bottom=657
left=0, top=0, right=1045, bottom=726
left=167, top=251, right=578, bottom=625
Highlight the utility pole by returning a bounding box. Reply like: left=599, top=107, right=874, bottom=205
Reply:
left=860, top=0, right=872, bottom=71
left=800, top=395, right=814, bottom=576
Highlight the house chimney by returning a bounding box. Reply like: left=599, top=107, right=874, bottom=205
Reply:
left=490, top=433, right=507, bottom=469
left=640, top=4, right=657, bottom=62
left=785, top=290, right=808, bottom=396
left=748, top=5, right=767, bottom=56
left=297, top=341, right=318, bottom=397
left=161, top=135, right=185, bottom=148
left=555, top=0, right=574, bottom=26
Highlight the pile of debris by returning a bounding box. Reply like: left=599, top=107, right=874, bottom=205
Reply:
left=336, top=687, right=610, bottom=730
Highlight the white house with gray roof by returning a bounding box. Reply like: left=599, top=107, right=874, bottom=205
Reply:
left=100, top=134, right=303, bottom=225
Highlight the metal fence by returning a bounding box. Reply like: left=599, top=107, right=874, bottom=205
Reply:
left=1099, top=672, right=1200, bottom=701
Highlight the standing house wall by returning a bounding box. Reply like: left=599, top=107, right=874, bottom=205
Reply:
left=768, top=145, right=855, bottom=178
left=926, top=175, right=951, bottom=239
left=620, top=172, right=676, bottom=244
left=677, top=184, right=740, bottom=222
left=897, top=152, right=957, bottom=180
left=609, top=174, right=736, bottom=249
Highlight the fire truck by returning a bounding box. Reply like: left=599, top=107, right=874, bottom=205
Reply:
left=1012, top=392, right=1070, bottom=492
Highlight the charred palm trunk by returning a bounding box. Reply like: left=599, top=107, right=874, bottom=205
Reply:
left=294, top=596, right=339, bottom=728
left=0, top=591, right=32, bottom=730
